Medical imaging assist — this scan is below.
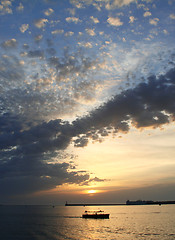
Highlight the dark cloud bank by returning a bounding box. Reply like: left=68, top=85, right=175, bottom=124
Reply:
left=0, top=67, right=175, bottom=199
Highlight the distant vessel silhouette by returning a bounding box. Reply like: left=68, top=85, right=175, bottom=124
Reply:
left=126, top=200, right=175, bottom=205
left=82, top=210, right=110, bottom=219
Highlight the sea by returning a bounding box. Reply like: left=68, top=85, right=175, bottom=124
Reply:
left=0, top=204, right=175, bottom=240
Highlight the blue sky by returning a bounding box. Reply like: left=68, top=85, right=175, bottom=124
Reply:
left=0, top=0, right=175, bottom=204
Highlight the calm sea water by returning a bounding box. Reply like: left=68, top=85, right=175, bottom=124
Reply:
left=0, top=204, right=175, bottom=240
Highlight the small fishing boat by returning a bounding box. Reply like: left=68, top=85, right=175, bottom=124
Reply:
left=82, top=210, right=110, bottom=219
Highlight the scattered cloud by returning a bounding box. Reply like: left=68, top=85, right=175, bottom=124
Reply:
left=65, top=16, right=81, bottom=23
left=23, top=43, right=29, bottom=49
left=67, top=8, right=76, bottom=15
left=51, top=29, right=64, bottom=35
left=86, top=28, right=96, bottom=36
left=169, top=13, right=175, bottom=19
left=27, top=50, right=45, bottom=58
left=44, top=8, right=54, bottom=16
left=106, top=0, right=136, bottom=9
left=34, top=18, right=48, bottom=28
left=122, top=37, right=126, bottom=42
left=1, top=38, right=17, bottom=49
left=163, top=29, right=168, bottom=35
left=0, top=0, right=12, bottom=15
left=143, top=11, right=152, bottom=17
left=64, top=31, right=74, bottom=37
left=78, top=42, right=93, bottom=48
left=90, top=16, right=99, bottom=24
left=129, top=16, right=136, bottom=23
left=34, top=34, right=43, bottom=42
left=70, top=0, right=138, bottom=11
left=19, top=24, right=29, bottom=33
left=70, top=0, right=84, bottom=9
left=16, top=3, right=24, bottom=12
left=149, top=18, right=159, bottom=26
left=107, top=16, right=123, bottom=26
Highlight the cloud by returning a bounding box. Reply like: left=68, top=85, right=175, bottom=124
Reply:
left=71, top=0, right=137, bottom=10
left=90, top=16, right=99, bottom=24
left=19, top=24, right=29, bottom=33
left=65, top=16, right=81, bottom=23
left=16, top=3, right=24, bottom=12
left=74, top=136, right=89, bottom=147
left=34, top=18, right=48, bottom=28
left=64, top=31, right=74, bottom=37
left=170, top=13, right=175, bottom=19
left=46, top=47, right=57, bottom=55
left=106, top=0, right=136, bottom=9
left=129, top=16, right=135, bottom=23
left=1, top=38, right=17, bottom=49
left=70, top=0, right=84, bottom=9
left=23, top=43, right=29, bottom=49
left=0, top=116, right=94, bottom=196
left=85, top=28, right=96, bottom=36
left=107, top=16, right=123, bottom=26
left=0, top=157, right=90, bottom=196
left=0, top=0, right=12, bottom=15
left=47, top=48, right=99, bottom=83
left=27, top=50, right=45, bottom=58
left=78, top=67, right=175, bottom=132
left=78, top=41, right=93, bottom=48
left=143, top=11, right=152, bottom=17
left=0, top=47, right=101, bottom=125
left=149, top=18, right=159, bottom=26
left=163, top=29, right=168, bottom=35
left=67, top=7, right=76, bottom=15
left=51, top=29, right=64, bottom=35
left=34, top=34, right=43, bottom=42
left=0, top=55, right=24, bottom=85
left=44, top=8, right=54, bottom=16
left=0, top=64, right=175, bottom=197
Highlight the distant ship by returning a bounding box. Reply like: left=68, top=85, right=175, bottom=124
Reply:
left=82, top=210, right=110, bottom=219
left=126, top=200, right=175, bottom=205
left=126, top=200, right=154, bottom=205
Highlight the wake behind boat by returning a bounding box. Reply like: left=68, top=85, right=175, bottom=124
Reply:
left=82, top=210, right=110, bottom=219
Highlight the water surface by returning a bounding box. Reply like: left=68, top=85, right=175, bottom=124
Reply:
left=0, top=204, right=175, bottom=239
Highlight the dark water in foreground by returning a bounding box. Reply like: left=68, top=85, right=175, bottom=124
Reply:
left=0, top=205, right=175, bottom=240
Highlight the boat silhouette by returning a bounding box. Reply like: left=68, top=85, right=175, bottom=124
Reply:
left=82, top=210, right=109, bottom=219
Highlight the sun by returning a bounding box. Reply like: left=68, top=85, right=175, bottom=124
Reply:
left=87, top=189, right=97, bottom=194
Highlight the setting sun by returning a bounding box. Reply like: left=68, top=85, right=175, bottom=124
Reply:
left=87, top=190, right=97, bottom=194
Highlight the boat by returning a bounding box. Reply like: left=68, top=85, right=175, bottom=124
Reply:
left=82, top=210, right=110, bottom=219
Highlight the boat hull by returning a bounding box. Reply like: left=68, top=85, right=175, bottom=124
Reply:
left=82, top=214, right=109, bottom=219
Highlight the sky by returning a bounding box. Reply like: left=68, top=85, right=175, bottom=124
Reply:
left=0, top=0, right=175, bottom=205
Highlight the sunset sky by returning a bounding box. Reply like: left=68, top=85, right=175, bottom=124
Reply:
left=0, top=0, right=175, bottom=205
